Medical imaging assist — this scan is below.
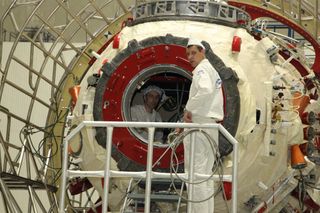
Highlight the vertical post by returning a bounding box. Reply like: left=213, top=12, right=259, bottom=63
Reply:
left=187, top=132, right=196, bottom=213
left=231, top=140, right=238, bottom=213
left=43, top=147, right=52, bottom=176
left=27, top=186, right=38, bottom=213
left=16, top=138, right=27, bottom=174
left=58, top=138, right=70, bottom=213
left=102, top=127, right=114, bottom=213
left=297, top=0, right=301, bottom=25
left=315, top=0, right=318, bottom=39
left=144, top=127, right=155, bottom=213
left=263, top=81, right=273, bottom=156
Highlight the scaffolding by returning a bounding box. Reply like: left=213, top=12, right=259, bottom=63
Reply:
left=0, top=108, right=58, bottom=213
left=58, top=121, right=239, bottom=213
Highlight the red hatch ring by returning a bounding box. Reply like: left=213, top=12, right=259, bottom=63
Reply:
left=102, top=44, right=189, bottom=169
left=94, top=36, right=193, bottom=170
left=229, top=1, right=320, bottom=78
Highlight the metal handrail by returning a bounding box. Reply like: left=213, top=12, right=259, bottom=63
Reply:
left=59, top=121, right=239, bottom=213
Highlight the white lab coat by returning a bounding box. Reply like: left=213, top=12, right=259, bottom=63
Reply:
left=186, top=59, right=224, bottom=120
left=184, top=58, right=224, bottom=213
left=131, top=105, right=163, bottom=142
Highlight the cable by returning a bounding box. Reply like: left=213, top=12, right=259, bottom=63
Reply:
left=119, top=139, right=184, bottom=203
left=120, top=127, right=229, bottom=211
left=17, top=106, right=70, bottom=185
left=168, top=128, right=226, bottom=204
left=170, top=129, right=219, bottom=183
left=305, top=183, right=320, bottom=190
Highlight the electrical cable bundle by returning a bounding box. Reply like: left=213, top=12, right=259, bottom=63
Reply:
left=168, top=128, right=230, bottom=211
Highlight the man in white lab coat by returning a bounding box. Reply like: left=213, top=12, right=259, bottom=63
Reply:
left=183, top=38, right=224, bottom=213
left=131, top=85, right=164, bottom=142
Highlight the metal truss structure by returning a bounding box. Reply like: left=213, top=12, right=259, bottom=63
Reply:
left=0, top=0, right=132, bottom=212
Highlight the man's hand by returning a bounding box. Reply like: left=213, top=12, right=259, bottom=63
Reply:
left=137, top=128, right=148, bottom=133
left=175, top=127, right=183, bottom=134
left=183, top=110, right=192, bottom=123
left=175, top=110, right=192, bottom=134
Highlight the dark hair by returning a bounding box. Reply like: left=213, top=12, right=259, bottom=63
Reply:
left=187, top=45, right=204, bottom=51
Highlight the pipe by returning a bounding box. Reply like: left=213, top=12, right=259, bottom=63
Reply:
left=102, top=127, right=114, bottom=213
left=144, top=127, right=155, bottom=213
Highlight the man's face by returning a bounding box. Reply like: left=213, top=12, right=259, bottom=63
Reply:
left=145, top=91, right=161, bottom=110
left=186, top=45, right=205, bottom=68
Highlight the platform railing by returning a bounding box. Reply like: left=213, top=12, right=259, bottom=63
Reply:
left=58, top=121, right=239, bottom=213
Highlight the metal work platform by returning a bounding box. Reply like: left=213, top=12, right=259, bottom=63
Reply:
left=0, top=172, right=57, bottom=192
left=122, top=178, right=186, bottom=213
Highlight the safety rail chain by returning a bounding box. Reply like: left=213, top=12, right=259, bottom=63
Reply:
left=59, top=121, right=239, bottom=213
